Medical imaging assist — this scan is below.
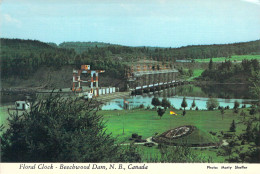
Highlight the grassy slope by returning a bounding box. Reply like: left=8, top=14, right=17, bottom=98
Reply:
left=163, top=128, right=219, bottom=145
left=188, top=69, right=204, bottom=81
left=100, top=109, right=246, bottom=143
left=100, top=109, right=250, bottom=162
left=0, top=105, right=251, bottom=162
left=195, top=55, right=260, bottom=62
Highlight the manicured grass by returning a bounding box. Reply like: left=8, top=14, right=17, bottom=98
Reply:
left=99, top=109, right=247, bottom=143
left=0, top=105, right=250, bottom=162
left=195, top=55, right=260, bottom=62
left=0, top=106, right=10, bottom=125
left=100, top=109, right=250, bottom=162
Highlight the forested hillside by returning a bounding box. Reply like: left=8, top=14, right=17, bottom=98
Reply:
left=1, top=38, right=259, bottom=89
left=59, top=39, right=260, bottom=59
left=1, top=38, right=126, bottom=81
left=199, top=59, right=259, bottom=96
left=1, top=39, right=76, bottom=78
left=59, top=42, right=116, bottom=54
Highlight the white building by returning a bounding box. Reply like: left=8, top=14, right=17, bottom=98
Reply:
left=15, top=101, right=30, bottom=110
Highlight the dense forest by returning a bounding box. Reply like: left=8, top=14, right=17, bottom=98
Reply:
left=58, top=39, right=260, bottom=59
left=1, top=39, right=126, bottom=80
left=199, top=59, right=260, bottom=99
left=58, top=41, right=117, bottom=54
left=1, top=38, right=259, bottom=83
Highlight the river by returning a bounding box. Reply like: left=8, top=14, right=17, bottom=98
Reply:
left=101, top=84, right=257, bottom=110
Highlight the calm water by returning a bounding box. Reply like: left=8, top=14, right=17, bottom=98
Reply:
left=101, top=84, right=257, bottom=110
left=1, top=84, right=257, bottom=110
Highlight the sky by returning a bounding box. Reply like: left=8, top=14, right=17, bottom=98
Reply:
left=1, top=0, right=260, bottom=47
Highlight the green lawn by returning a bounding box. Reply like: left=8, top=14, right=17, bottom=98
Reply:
left=188, top=69, right=204, bottom=81
left=195, top=54, right=260, bottom=62
left=99, top=109, right=250, bottom=162
left=0, top=105, right=250, bottom=162
left=0, top=106, right=10, bottom=125
left=180, top=68, right=204, bottom=81
left=100, top=109, right=247, bottom=143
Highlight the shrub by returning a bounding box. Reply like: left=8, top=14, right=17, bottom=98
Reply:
left=157, top=108, right=165, bottom=119
left=139, top=104, right=144, bottom=109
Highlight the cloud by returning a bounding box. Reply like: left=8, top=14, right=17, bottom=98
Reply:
left=1, top=14, right=22, bottom=26
left=241, top=0, right=260, bottom=6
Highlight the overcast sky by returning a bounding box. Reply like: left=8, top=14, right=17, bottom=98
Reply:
left=1, top=0, right=260, bottom=47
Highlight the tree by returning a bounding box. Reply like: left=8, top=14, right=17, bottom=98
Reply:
left=206, top=98, right=219, bottom=110
left=233, top=108, right=239, bottom=114
left=181, top=97, right=188, bottom=111
left=191, top=99, right=196, bottom=108
left=1, top=94, right=127, bottom=162
left=245, top=122, right=254, bottom=142
left=151, top=97, right=161, bottom=109
left=157, top=145, right=211, bottom=163
left=249, top=105, right=257, bottom=116
left=249, top=70, right=260, bottom=100
left=220, top=108, right=225, bottom=120
left=240, top=110, right=246, bottom=119
left=188, top=69, right=193, bottom=77
left=230, top=120, right=236, bottom=132
left=234, top=100, right=240, bottom=109
left=161, top=98, right=171, bottom=109
left=157, top=108, right=165, bottom=119
left=209, top=58, right=213, bottom=70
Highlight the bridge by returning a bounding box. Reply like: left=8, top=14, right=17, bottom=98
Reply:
left=126, top=58, right=181, bottom=94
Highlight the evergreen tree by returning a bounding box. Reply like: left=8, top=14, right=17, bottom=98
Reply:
left=209, top=58, right=213, bottom=70
left=181, top=97, right=188, bottom=111
left=191, top=99, right=196, bottom=108
left=1, top=94, right=131, bottom=162
left=234, top=100, right=240, bottom=109
left=221, top=108, right=225, bottom=120
left=249, top=105, right=257, bottom=116
left=161, top=98, right=171, bottom=109
left=230, top=120, right=236, bottom=132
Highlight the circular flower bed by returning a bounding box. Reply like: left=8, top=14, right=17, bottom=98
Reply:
left=153, top=125, right=196, bottom=145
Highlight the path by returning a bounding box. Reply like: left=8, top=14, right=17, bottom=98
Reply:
left=120, top=137, right=228, bottom=149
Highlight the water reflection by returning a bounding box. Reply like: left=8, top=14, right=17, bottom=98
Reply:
left=102, top=84, right=256, bottom=110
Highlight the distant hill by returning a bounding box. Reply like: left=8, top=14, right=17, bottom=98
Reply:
left=59, top=42, right=117, bottom=54
left=57, top=39, right=260, bottom=59
left=1, top=38, right=55, bottom=50
left=1, top=38, right=260, bottom=89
